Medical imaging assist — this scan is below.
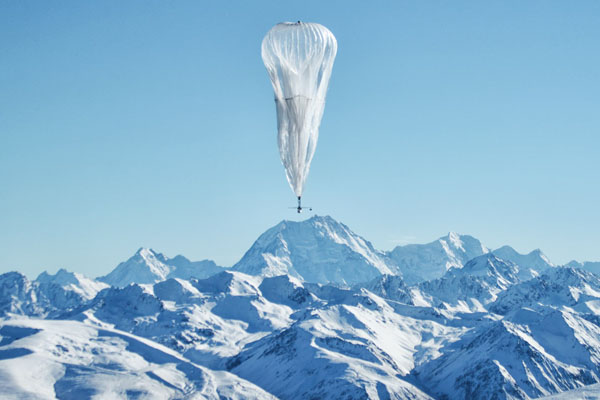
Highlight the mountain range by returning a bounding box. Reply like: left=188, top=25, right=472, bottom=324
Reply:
left=1, top=215, right=599, bottom=399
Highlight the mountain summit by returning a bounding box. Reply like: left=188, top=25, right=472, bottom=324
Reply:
left=388, top=232, right=490, bottom=284
left=98, top=248, right=222, bottom=288
left=231, top=215, right=396, bottom=285
left=98, top=248, right=172, bottom=287
left=36, top=268, right=108, bottom=299
left=492, top=245, right=554, bottom=273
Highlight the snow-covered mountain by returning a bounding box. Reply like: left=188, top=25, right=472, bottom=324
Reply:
left=492, top=245, right=554, bottom=273
left=358, top=274, right=415, bottom=305
left=489, top=266, right=600, bottom=315
left=232, top=215, right=396, bottom=285
left=566, top=260, right=600, bottom=275
left=167, top=255, right=222, bottom=280
left=98, top=247, right=223, bottom=287
left=388, top=232, right=490, bottom=284
left=416, top=308, right=600, bottom=399
left=2, top=215, right=600, bottom=399
left=36, top=268, right=108, bottom=300
left=82, top=271, right=293, bottom=368
left=417, top=253, right=526, bottom=311
left=227, top=297, right=436, bottom=399
left=0, top=272, right=86, bottom=318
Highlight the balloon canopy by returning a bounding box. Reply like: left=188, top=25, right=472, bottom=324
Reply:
left=261, top=22, right=337, bottom=197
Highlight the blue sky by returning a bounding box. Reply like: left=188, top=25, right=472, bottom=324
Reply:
left=1, top=1, right=599, bottom=278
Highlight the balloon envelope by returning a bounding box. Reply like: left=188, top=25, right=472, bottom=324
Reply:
left=261, top=22, right=337, bottom=197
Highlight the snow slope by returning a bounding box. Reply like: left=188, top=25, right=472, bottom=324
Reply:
left=0, top=318, right=275, bottom=399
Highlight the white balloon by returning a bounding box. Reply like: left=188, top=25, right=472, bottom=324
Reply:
left=261, top=22, right=337, bottom=198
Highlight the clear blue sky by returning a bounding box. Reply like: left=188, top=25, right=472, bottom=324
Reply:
left=1, top=1, right=599, bottom=278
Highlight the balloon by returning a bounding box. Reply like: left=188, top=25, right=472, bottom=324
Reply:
left=261, top=22, right=337, bottom=198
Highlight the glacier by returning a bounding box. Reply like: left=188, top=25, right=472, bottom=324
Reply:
left=1, top=215, right=600, bottom=399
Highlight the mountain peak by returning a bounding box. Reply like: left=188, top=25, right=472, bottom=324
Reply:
left=36, top=268, right=79, bottom=286
left=170, top=254, right=191, bottom=264
left=99, top=248, right=173, bottom=287
left=276, top=215, right=344, bottom=232
left=494, top=244, right=515, bottom=253
left=36, top=268, right=108, bottom=300
left=135, top=247, right=152, bottom=256
left=232, top=216, right=395, bottom=285
left=565, top=259, right=600, bottom=275
left=439, top=232, right=489, bottom=253
left=445, top=231, right=463, bottom=246
left=460, top=253, right=516, bottom=276
left=389, top=232, right=490, bottom=284
left=463, top=252, right=501, bottom=266
left=307, top=214, right=333, bottom=221
left=134, top=247, right=169, bottom=263
left=99, top=248, right=222, bottom=288
left=0, top=271, right=28, bottom=285
left=492, top=245, right=554, bottom=272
